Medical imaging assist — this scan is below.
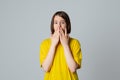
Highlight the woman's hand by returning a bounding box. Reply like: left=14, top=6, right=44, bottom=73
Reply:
left=59, top=27, right=69, bottom=46
left=50, top=29, right=60, bottom=47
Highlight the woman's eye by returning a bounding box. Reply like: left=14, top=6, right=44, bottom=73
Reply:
left=61, top=22, right=65, bottom=24
left=54, top=22, right=57, bottom=24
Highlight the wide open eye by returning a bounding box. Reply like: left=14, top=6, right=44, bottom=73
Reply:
left=61, top=21, right=65, bottom=24
left=54, top=21, right=58, bottom=24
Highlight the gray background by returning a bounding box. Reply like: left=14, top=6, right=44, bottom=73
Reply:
left=0, top=0, right=120, bottom=80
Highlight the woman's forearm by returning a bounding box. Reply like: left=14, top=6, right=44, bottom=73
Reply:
left=63, top=44, right=78, bottom=73
left=42, top=44, right=56, bottom=72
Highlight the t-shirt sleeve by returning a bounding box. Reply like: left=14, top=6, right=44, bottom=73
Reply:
left=39, top=41, right=49, bottom=67
left=72, top=40, right=82, bottom=69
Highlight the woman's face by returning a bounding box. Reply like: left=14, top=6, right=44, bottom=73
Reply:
left=53, top=15, right=67, bottom=33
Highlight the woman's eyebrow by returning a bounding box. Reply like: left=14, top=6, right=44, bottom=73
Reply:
left=62, top=20, right=65, bottom=21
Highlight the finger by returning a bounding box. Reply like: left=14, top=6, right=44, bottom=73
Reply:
left=54, top=30, right=59, bottom=39
left=59, top=32, right=63, bottom=41
left=56, top=29, right=59, bottom=37
left=50, top=33, right=53, bottom=37
left=59, top=30, right=62, bottom=37
left=52, top=31, right=56, bottom=37
left=65, top=28, right=67, bottom=36
left=60, top=28, right=64, bottom=35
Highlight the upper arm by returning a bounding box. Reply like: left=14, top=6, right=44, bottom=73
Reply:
left=39, top=41, right=49, bottom=67
left=71, top=39, right=82, bottom=69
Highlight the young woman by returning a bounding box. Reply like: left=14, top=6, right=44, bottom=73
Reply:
left=40, top=11, right=82, bottom=80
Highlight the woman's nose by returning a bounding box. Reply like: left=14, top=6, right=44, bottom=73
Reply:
left=58, top=23, right=61, bottom=27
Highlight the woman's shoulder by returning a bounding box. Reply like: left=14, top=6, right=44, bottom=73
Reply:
left=70, top=37, right=80, bottom=43
left=69, top=37, right=81, bottom=46
left=40, top=38, right=51, bottom=45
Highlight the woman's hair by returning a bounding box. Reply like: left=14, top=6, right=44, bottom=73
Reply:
left=50, top=11, right=71, bottom=34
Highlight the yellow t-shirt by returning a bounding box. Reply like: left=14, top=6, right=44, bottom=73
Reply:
left=40, top=37, right=82, bottom=80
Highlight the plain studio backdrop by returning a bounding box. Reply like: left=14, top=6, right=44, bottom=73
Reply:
left=0, top=0, right=120, bottom=80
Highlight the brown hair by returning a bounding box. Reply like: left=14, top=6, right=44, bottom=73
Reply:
left=50, top=11, right=71, bottom=34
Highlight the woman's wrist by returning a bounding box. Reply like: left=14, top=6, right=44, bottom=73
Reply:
left=51, top=43, right=57, bottom=49
left=63, top=43, right=69, bottom=49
